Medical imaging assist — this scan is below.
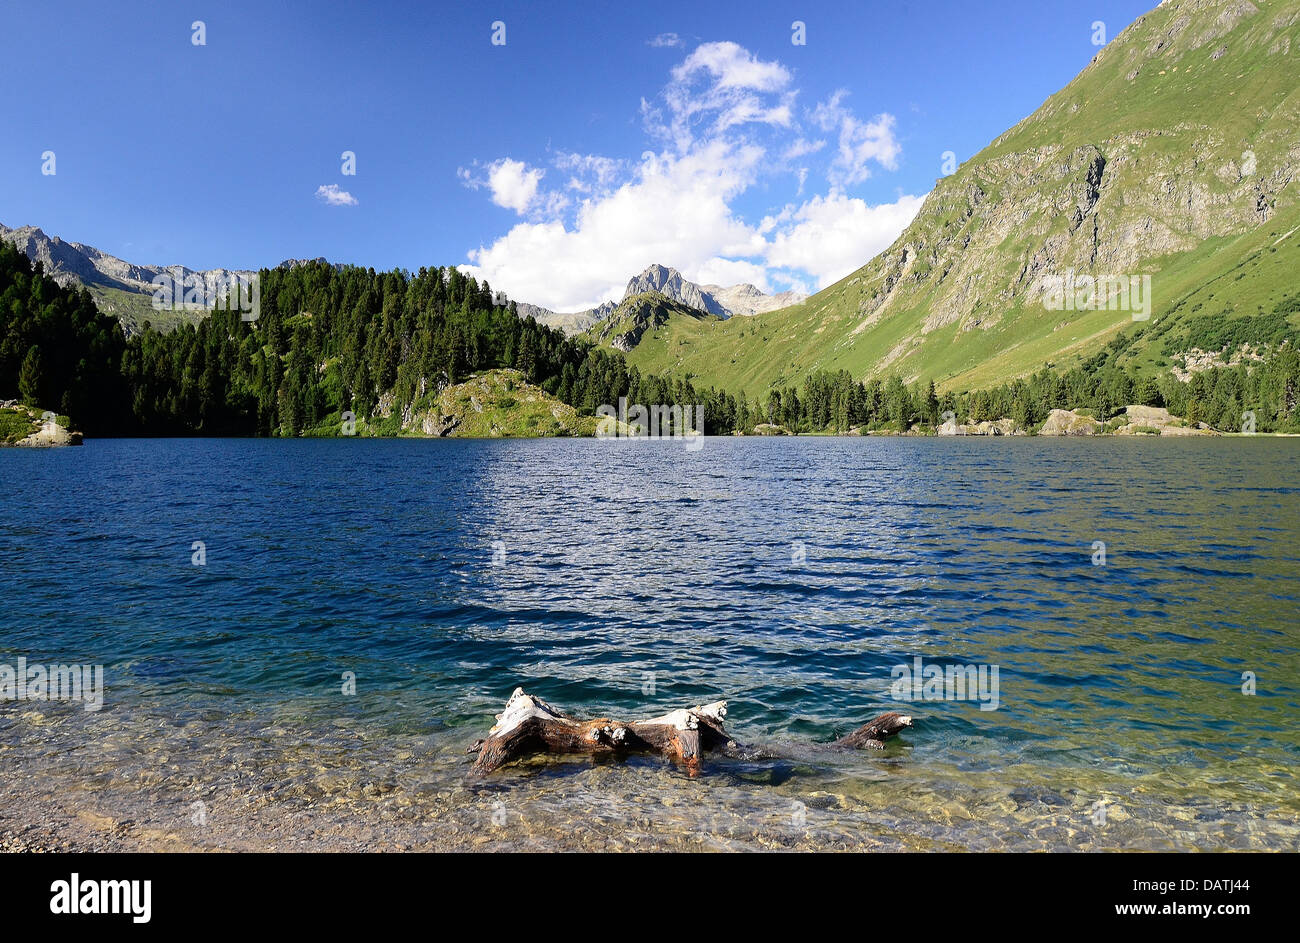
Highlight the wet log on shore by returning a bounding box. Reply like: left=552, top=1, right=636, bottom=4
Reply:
left=832, top=711, right=914, bottom=749
left=467, top=687, right=913, bottom=775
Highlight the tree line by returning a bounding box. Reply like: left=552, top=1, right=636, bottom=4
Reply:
left=1, top=246, right=734, bottom=436
left=2, top=240, right=1297, bottom=437
left=760, top=321, right=1299, bottom=434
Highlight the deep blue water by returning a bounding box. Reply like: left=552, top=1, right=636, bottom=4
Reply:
left=2, top=436, right=1298, bottom=850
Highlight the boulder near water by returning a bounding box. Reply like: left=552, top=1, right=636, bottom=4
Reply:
left=1113, top=404, right=1220, bottom=436
left=0, top=404, right=83, bottom=447
left=937, top=417, right=1025, bottom=436
left=1038, top=409, right=1103, bottom=436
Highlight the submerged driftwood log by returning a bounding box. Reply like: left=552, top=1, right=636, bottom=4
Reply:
left=467, top=687, right=913, bottom=775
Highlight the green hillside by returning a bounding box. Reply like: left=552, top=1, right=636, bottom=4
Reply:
left=88, top=285, right=208, bottom=335
left=307, top=368, right=598, bottom=438
left=605, top=0, right=1300, bottom=397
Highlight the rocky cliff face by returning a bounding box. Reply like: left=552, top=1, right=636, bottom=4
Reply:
left=622, top=264, right=724, bottom=315
left=834, top=0, right=1299, bottom=353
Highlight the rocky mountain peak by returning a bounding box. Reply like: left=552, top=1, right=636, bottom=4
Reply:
left=621, top=264, right=723, bottom=315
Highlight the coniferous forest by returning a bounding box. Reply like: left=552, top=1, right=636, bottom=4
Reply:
left=2, top=243, right=717, bottom=436
left=3, top=240, right=1298, bottom=437
left=0, top=242, right=128, bottom=432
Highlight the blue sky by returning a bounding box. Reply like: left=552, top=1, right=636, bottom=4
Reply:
left=0, top=0, right=1154, bottom=310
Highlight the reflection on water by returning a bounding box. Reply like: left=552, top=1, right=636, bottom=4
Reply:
left=1, top=437, right=1297, bottom=850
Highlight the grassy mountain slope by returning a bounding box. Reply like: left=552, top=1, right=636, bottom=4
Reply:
left=87, top=285, right=206, bottom=334
left=608, top=0, right=1300, bottom=397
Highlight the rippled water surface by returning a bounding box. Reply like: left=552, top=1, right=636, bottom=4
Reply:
left=2, top=437, right=1297, bottom=850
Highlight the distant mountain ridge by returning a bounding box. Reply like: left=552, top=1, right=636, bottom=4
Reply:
left=515, top=299, right=617, bottom=335
left=0, top=223, right=342, bottom=334
left=0, top=223, right=257, bottom=334
left=519, top=263, right=807, bottom=334
left=702, top=280, right=807, bottom=317
left=0, top=223, right=804, bottom=343
left=0, top=223, right=253, bottom=294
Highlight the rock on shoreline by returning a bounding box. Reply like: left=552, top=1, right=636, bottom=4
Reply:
left=937, top=417, right=1025, bottom=436
left=936, top=406, right=1223, bottom=437
left=1038, top=409, right=1103, bottom=436
left=0, top=402, right=83, bottom=447
left=1110, top=405, right=1220, bottom=436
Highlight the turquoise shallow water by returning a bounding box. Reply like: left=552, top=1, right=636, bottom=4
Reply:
left=1, top=437, right=1297, bottom=850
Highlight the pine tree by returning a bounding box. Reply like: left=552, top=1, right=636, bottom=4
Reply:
left=18, top=344, right=43, bottom=404
left=923, top=380, right=940, bottom=424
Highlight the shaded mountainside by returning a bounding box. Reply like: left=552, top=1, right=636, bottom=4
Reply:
left=600, top=0, right=1300, bottom=397
left=580, top=291, right=723, bottom=352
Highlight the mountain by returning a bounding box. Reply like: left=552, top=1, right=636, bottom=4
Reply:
left=701, top=281, right=807, bottom=317
left=0, top=218, right=808, bottom=349
left=516, top=299, right=617, bottom=335
left=0, top=223, right=257, bottom=335
left=579, top=291, right=724, bottom=352
left=517, top=264, right=806, bottom=335
left=621, top=264, right=724, bottom=315
left=0, top=224, right=344, bottom=336
left=595, top=0, right=1300, bottom=397
left=4, top=238, right=690, bottom=437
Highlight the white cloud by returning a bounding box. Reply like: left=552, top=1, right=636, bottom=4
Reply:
left=458, top=41, right=924, bottom=310
left=554, top=152, right=624, bottom=195
left=673, top=41, right=790, bottom=92
left=813, top=90, right=901, bottom=186
left=458, top=158, right=548, bottom=215
left=648, top=32, right=683, bottom=48
left=693, top=257, right=770, bottom=291
left=655, top=41, right=795, bottom=151
left=315, top=184, right=357, bottom=206
left=487, top=159, right=543, bottom=214
left=764, top=191, right=925, bottom=289
left=463, top=142, right=766, bottom=311
left=782, top=138, right=825, bottom=161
